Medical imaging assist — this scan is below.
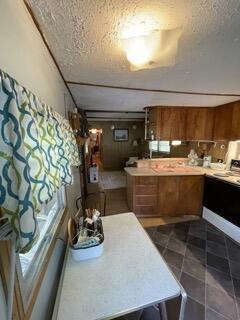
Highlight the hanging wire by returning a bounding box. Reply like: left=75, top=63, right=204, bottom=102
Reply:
left=7, top=233, right=16, bottom=320
left=0, top=222, right=12, bottom=240
left=0, top=218, right=15, bottom=320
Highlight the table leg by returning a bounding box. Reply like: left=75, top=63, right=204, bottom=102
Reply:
left=179, top=286, right=187, bottom=320
left=160, top=285, right=187, bottom=320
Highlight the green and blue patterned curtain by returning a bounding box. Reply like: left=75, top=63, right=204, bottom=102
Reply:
left=0, top=69, right=80, bottom=253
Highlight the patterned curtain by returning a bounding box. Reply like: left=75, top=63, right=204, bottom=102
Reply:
left=0, top=69, right=80, bottom=253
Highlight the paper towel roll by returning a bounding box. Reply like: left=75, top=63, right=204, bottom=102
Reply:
left=225, top=141, right=239, bottom=169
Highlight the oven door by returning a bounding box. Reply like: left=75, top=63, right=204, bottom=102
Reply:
left=203, top=176, right=240, bottom=227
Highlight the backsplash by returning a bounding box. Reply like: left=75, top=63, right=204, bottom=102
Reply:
left=135, top=158, right=189, bottom=168
left=152, top=141, right=229, bottom=163
left=188, top=141, right=228, bottom=163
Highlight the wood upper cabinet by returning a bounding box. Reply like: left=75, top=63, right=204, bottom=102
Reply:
left=148, top=103, right=239, bottom=142
left=231, top=101, right=240, bottom=140
left=213, top=103, right=233, bottom=141
left=150, top=106, right=214, bottom=141
left=186, top=107, right=214, bottom=141
left=158, top=107, right=187, bottom=140
left=148, top=107, right=161, bottom=140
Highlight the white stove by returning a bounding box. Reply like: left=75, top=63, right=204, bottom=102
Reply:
left=203, top=160, right=240, bottom=243
left=213, top=160, right=240, bottom=182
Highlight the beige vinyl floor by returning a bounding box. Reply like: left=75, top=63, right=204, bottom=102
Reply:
left=99, top=171, right=126, bottom=190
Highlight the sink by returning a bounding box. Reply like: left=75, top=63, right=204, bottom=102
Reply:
left=152, top=167, right=200, bottom=173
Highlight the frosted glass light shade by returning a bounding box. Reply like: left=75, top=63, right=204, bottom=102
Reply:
left=121, top=27, right=182, bottom=71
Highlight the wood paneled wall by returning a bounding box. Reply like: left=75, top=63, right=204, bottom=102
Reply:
left=89, top=121, right=147, bottom=170
left=89, top=122, right=229, bottom=170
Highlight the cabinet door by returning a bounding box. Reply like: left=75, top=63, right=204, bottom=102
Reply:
left=159, top=107, right=187, bottom=140
left=231, top=102, right=240, bottom=140
left=148, top=107, right=161, bottom=140
left=186, top=108, right=214, bottom=141
left=134, top=176, right=158, bottom=216
left=178, top=176, right=204, bottom=216
left=213, top=104, right=233, bottom=141
left=158, top=176, right=203, bottom=217
left=157, top=177, right=179, bottom=215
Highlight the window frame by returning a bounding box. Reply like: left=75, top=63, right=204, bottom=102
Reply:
left=15, top=187, right=67, bottom=312
left=149, top=140, right=171, bottom=154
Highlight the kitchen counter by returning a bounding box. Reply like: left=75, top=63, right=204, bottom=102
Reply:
left=125, top=166, right=240, bottom=187
left=124, top=166, right=204, bottom=176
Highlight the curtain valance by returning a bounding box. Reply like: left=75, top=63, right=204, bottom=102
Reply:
left=0, top=69, right=80, bottom=252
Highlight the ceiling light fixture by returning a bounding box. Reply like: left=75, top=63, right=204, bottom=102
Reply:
left=121, top=27, right=182, bottom=71
left=132, top=139, right=139, bottom=147
left=89, top=128, right=97, bottom=134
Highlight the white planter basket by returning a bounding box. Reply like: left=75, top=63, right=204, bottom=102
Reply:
left=70, top=243, right=103, bottom=261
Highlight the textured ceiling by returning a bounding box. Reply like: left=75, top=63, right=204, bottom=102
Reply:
left=28, top=0, right=240, bottom=110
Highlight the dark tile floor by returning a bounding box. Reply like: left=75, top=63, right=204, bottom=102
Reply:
left=145, top=219, right=240, bottom=320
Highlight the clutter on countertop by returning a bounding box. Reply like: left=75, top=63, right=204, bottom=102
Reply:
left=73, top=209, right=104, bottom=249
left=125, top=157, right=139, bottom=167
left=210, top=162, right=226, bottom=171
left=68, top=209, right=104, bottom=261
left=135, top=157, right=189, bottom=168
left=203, top=155, right=212, bottom=168
left=188, top=149, right=198, bottom=166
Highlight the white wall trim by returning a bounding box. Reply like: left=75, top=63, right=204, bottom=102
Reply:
left=203, top=206, right=240, bottom=243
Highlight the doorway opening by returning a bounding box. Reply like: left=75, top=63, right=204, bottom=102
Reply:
left=89, top=128, right=103, bottom=170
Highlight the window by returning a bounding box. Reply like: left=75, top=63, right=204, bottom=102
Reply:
left=149, top=141, right=170, bottom=153
left=17, top=187, right=65, bottom=308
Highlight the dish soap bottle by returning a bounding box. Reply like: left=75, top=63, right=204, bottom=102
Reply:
left=203, top=155, right=212, bottom=168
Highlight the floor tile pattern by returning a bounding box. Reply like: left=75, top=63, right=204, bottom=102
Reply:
left=145, top=219, right=240, bottom=320
left=99, top=171, right=126, bottom=190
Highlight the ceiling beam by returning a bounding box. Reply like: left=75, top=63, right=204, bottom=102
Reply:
left=88, top=117, right=144, bottom=121
left=67, top=81, right=240, bottom=98
left=85, top=109, right=144, bottom=113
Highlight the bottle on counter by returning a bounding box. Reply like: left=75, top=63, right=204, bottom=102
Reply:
left=203, top=155, right=212, bottom=168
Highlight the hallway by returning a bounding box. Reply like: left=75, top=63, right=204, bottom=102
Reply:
left=105, top=188, right=130, bottom=215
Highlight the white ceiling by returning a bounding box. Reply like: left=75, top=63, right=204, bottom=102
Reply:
left=28, top=0, right=240, bottom=111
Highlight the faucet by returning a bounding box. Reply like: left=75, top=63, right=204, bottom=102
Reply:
left=149, top=149, right=152, bottom=159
